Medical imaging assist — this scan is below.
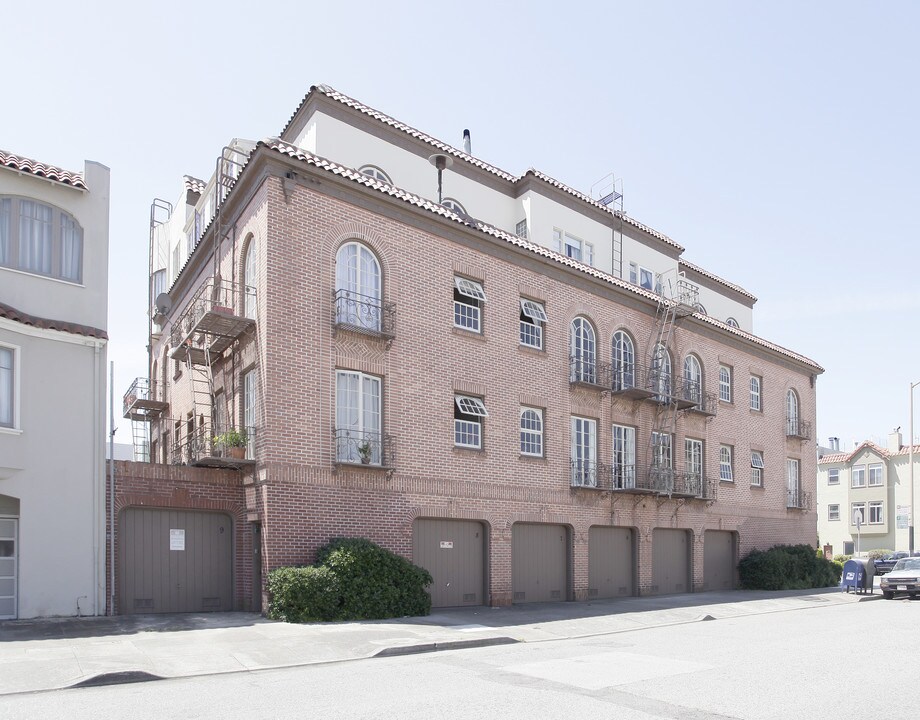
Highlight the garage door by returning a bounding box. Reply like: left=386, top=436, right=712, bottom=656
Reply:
left=512, top=523, right=568, bottom=604
left=588, top=526, right=635, bottom=599
left=413, top=518, right=485, bottom=607
left=120, top=508, right=233, bottom=614
left=703, top=530, right=735, bottom=591
left=651, top=528, right=690, bottom=595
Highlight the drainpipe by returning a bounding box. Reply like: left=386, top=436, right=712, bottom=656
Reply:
left=92, top=342, right=101, bottom=616
left=109, top=360, right=116, bottom=615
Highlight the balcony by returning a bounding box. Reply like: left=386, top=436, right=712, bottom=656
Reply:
left=334, top=429, right=395, bottom=470
left=786, top=418, right=812, bottom=440
left=786, top=488, right=812, bottom=510
left=122, top=377, right=168, bottom=420
left=570, top=461, right=716, bottom=500
left=170, top=279, right=255, bottom=363
left=169, top=424, right=257, bottom=468
left=683, top=387, right=718, bottom=417
left=333, top=290, right=395, bottom=340
left=569, top=357, right=611, bottom=390
left=610, top=362, right=655, bottom=400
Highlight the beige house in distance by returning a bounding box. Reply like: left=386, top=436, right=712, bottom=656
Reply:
left=0, top=150, right=110, bottom=618
left=817, top=432, right=920, bottom=556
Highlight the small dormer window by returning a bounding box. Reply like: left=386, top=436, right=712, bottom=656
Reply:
left=726, top=317, right=740, bottom=328
left=358, top=165, right=392, bottom=184
left=441, top=198, right=467, bottom=215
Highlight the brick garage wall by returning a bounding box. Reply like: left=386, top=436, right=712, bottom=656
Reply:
left=106, top=460, right=252, bottom=614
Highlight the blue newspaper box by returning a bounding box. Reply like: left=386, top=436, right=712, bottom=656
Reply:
left=841, top=558, right=874, bottom=594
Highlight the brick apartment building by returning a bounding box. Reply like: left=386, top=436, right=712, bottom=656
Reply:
left=117, top=85, right=822, bottom=614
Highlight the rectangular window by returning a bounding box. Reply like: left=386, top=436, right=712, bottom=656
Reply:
left=686, top=438, right=703, bottom=493
left=851, top=501, right=866, bottom=526
left=868, top=501, right=883, bottom=524
left=18, top=200, right=53, bottom=275
left=828, top=504, right=840, bottom=522
left=453, top=276, right=485, bottom=333
left=0, top=346, right=14, bottom=429
left=720, top=445, right=733, bottom=482
left=719, top=366, right=732, bottom=403
left=628, top=262, right=655, bottom=291
left=553, top=228, right=594, bottom=266
left=751, top=451, right=764, bottom=487
left=570, top=416, right=597, bottom=487
left=519, top=299, right=546, bottom=349
left=59, top=213, right=83, bottom=282
left=244, top=368, right=258, bottom=458
left=868, top=463, right=883, bottom=486
left=750, top=376, right=761, bottom=411
left=787, top=459, right=801, bottom=506
left=520, top=407, right=543, bottom=457
left=515, top=219, right=528, bottom=239
left=454, top=394, right=487, bottom=449
left=336, top=370, right=382, bottom=463
left=851, top=465, right=866, bottom=488
left=828, top=468, right=839, bottom=485
left=652, top=431, right=673, bottom=491
left=612, top=424, right=636, bottom=489
left=0, top=198, right=9, bottom=265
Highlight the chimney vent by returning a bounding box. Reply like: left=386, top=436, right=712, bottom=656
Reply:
left=462, top=129, right=471, bottom=155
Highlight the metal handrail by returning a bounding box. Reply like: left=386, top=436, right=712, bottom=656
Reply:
left=786, top=418, right=812, bottom=440
left=334, top=428, right=395, bottom=468
left=333, top=289, right=395, bottom=337
left=569, top=357, right=611, bottom=387
left=170, top=277, right=254, bottom=346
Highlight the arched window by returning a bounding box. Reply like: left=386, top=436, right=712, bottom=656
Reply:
left=441, top=198, right=467, bottom=215
left=786, top=390, right=800, bottom=436
left=335, top=242, right=382, bottom=331
left=570, top=317, right=596, bottom=384
left=726, top=317, right=740, bottom=329
left=651, top=343, right=672, bottom=399
left=243, top=238, right=257, bottom=320
left=693, top=303, right=707, bottom=315
left=612, top=330, right=635, bottom=390
left=683, top=354, right=702, bottom=403
left=520, top=408, right=543, bottom=457
left=0, top=196, right=83, bottom=282
left=358, top=165, right=392, bottom=184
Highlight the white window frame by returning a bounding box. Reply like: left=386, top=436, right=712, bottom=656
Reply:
left=519, top=299, right=546, bottom=350
left=0, top=343, right=19, bottom=431
left=243, top=368, right=258, bottom=458
left=828, top=468, right=839, bottom=485
left=570, top=317, right=597, bottom=384
left=243, top=239, right=257, bottom=320
left=726, top=317, right=740, bottom=328
left=720, top=445, right=733, bottom=482
left=719, top=365, right=732, bottom=403
left=336, top=370, right=382, bottom=464
left=851, top=501, right=866, bottom=526
left=358, top=165, right=392, bottom=184
left=787, top=459, right=801, bottom=503
left=520, top=407, right=543, bottom=457
left=629, top=262, right=655, bottom=291
left=570, top=416, right=597, bottom=487
left=441, top=197, right=466, bottom=215
left=553, top=228, right=594, bottom=265
left=454, top=394, right=487, bottom=449
left=683, top=354, right=702, bottom=404
left=868, top=501, right=883, bottom=525
left=612, top=330, right=635, bottom=390
left=750, top=376, right=761, bottom=411
left=336, top=242, right=383, bottom=331
left=828, top=504, right=840, bottom=522
left=851, top=465, right=866, bottom=488
left=868, top=463, right=883, bottom=486
left=751, top=451, right=764, bottom=486
left=453, top=276, right=485, bottom=333
left=515, top=219, right=528, bottom=239
left=686, top=438, right=703, bottom=484
left=0, top=198, right=84, bottom=283
left=786, top=390, right=800, bottom=435
left=612, top=424, right=636, bottom=489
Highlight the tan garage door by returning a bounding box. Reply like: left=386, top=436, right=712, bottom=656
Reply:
left=588, top=526, right=635, bottom=599
left=703, top=530, right=736, bottom=591
left=651, top=528, right=690, bottom=595
left=413, top=518, right=485, bottom=607
left=512, top=523, right=568, bottom=604
left=120, top=508, right=233, bottom=614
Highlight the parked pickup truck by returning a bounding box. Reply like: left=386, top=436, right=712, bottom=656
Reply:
left=874, top=552, right=913, bottom=575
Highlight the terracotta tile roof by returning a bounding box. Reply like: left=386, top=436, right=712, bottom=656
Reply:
left=0, top=301, right=107, bottom=339
left=183, top=175, right=207, bottom=194
left=259, top=139, right=822, bottom=373
left=892, top=445, right=920, bottom=457
left=282, top=86, right=684, bottom=252
left=679, top=259, right=757, bottom=302
left=0, top=149, right=86, bottom=189
left=818, top=440, right=891, bottom=464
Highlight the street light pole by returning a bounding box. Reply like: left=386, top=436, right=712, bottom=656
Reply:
left=911, top=381, right=920, bottom=554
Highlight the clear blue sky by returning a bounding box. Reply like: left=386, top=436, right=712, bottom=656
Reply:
left=4, top=1, right=918, bottom=449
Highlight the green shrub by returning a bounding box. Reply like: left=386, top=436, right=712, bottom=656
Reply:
left=739, top=543, right=841, bottom=590
left=833, top=553, right=852, bottom=565
left=266, top=565, right=341, bottom=622
left=267, top=538, right=433, bottom=623
left=866, top=548, right=892, bottom=561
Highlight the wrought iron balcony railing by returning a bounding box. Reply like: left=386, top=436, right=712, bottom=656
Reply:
left=786, top=488, right=812, bottom=510
left=169, top=424, right=256, bottom=466
left=334, top=428, right=395, bottom=468
left=569, top=357, right=611, bottom=388
left=122, top=377, right=168, bottom=419
left=170, top=278, right=255, bottom=359
left=333, top=289, right=395, bottom=338
left=570, top=461, right=716, bottom=500
left=786, top=418, right=811, bottom=440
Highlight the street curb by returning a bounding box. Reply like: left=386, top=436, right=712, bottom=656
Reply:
left=374, top=636, right=518, bottom=657
left=70, top=671, right=164, bottom=689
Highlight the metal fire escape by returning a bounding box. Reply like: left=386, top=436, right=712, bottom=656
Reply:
left=646, top=273, right=698, bottom=496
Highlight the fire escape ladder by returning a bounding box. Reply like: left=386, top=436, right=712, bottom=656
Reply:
left=646, top=287, right=681, bottom=497
left=186, top=341, right=215, bottom=463
left=131, top=419, right=150, bottom=462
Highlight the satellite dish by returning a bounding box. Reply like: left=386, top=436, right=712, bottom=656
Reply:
left=155, top=293, right=173, bottom=315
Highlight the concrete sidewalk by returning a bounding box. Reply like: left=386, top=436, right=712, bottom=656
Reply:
left=0, top=587, right=878, bottom=695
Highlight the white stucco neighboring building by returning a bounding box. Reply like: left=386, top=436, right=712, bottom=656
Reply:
left=0, top=150, right=110, bottom=618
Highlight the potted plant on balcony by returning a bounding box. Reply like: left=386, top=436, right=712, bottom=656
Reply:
left=214, top=429, right=248, bottom=459
left=357, top=440, right=373, bottom=465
